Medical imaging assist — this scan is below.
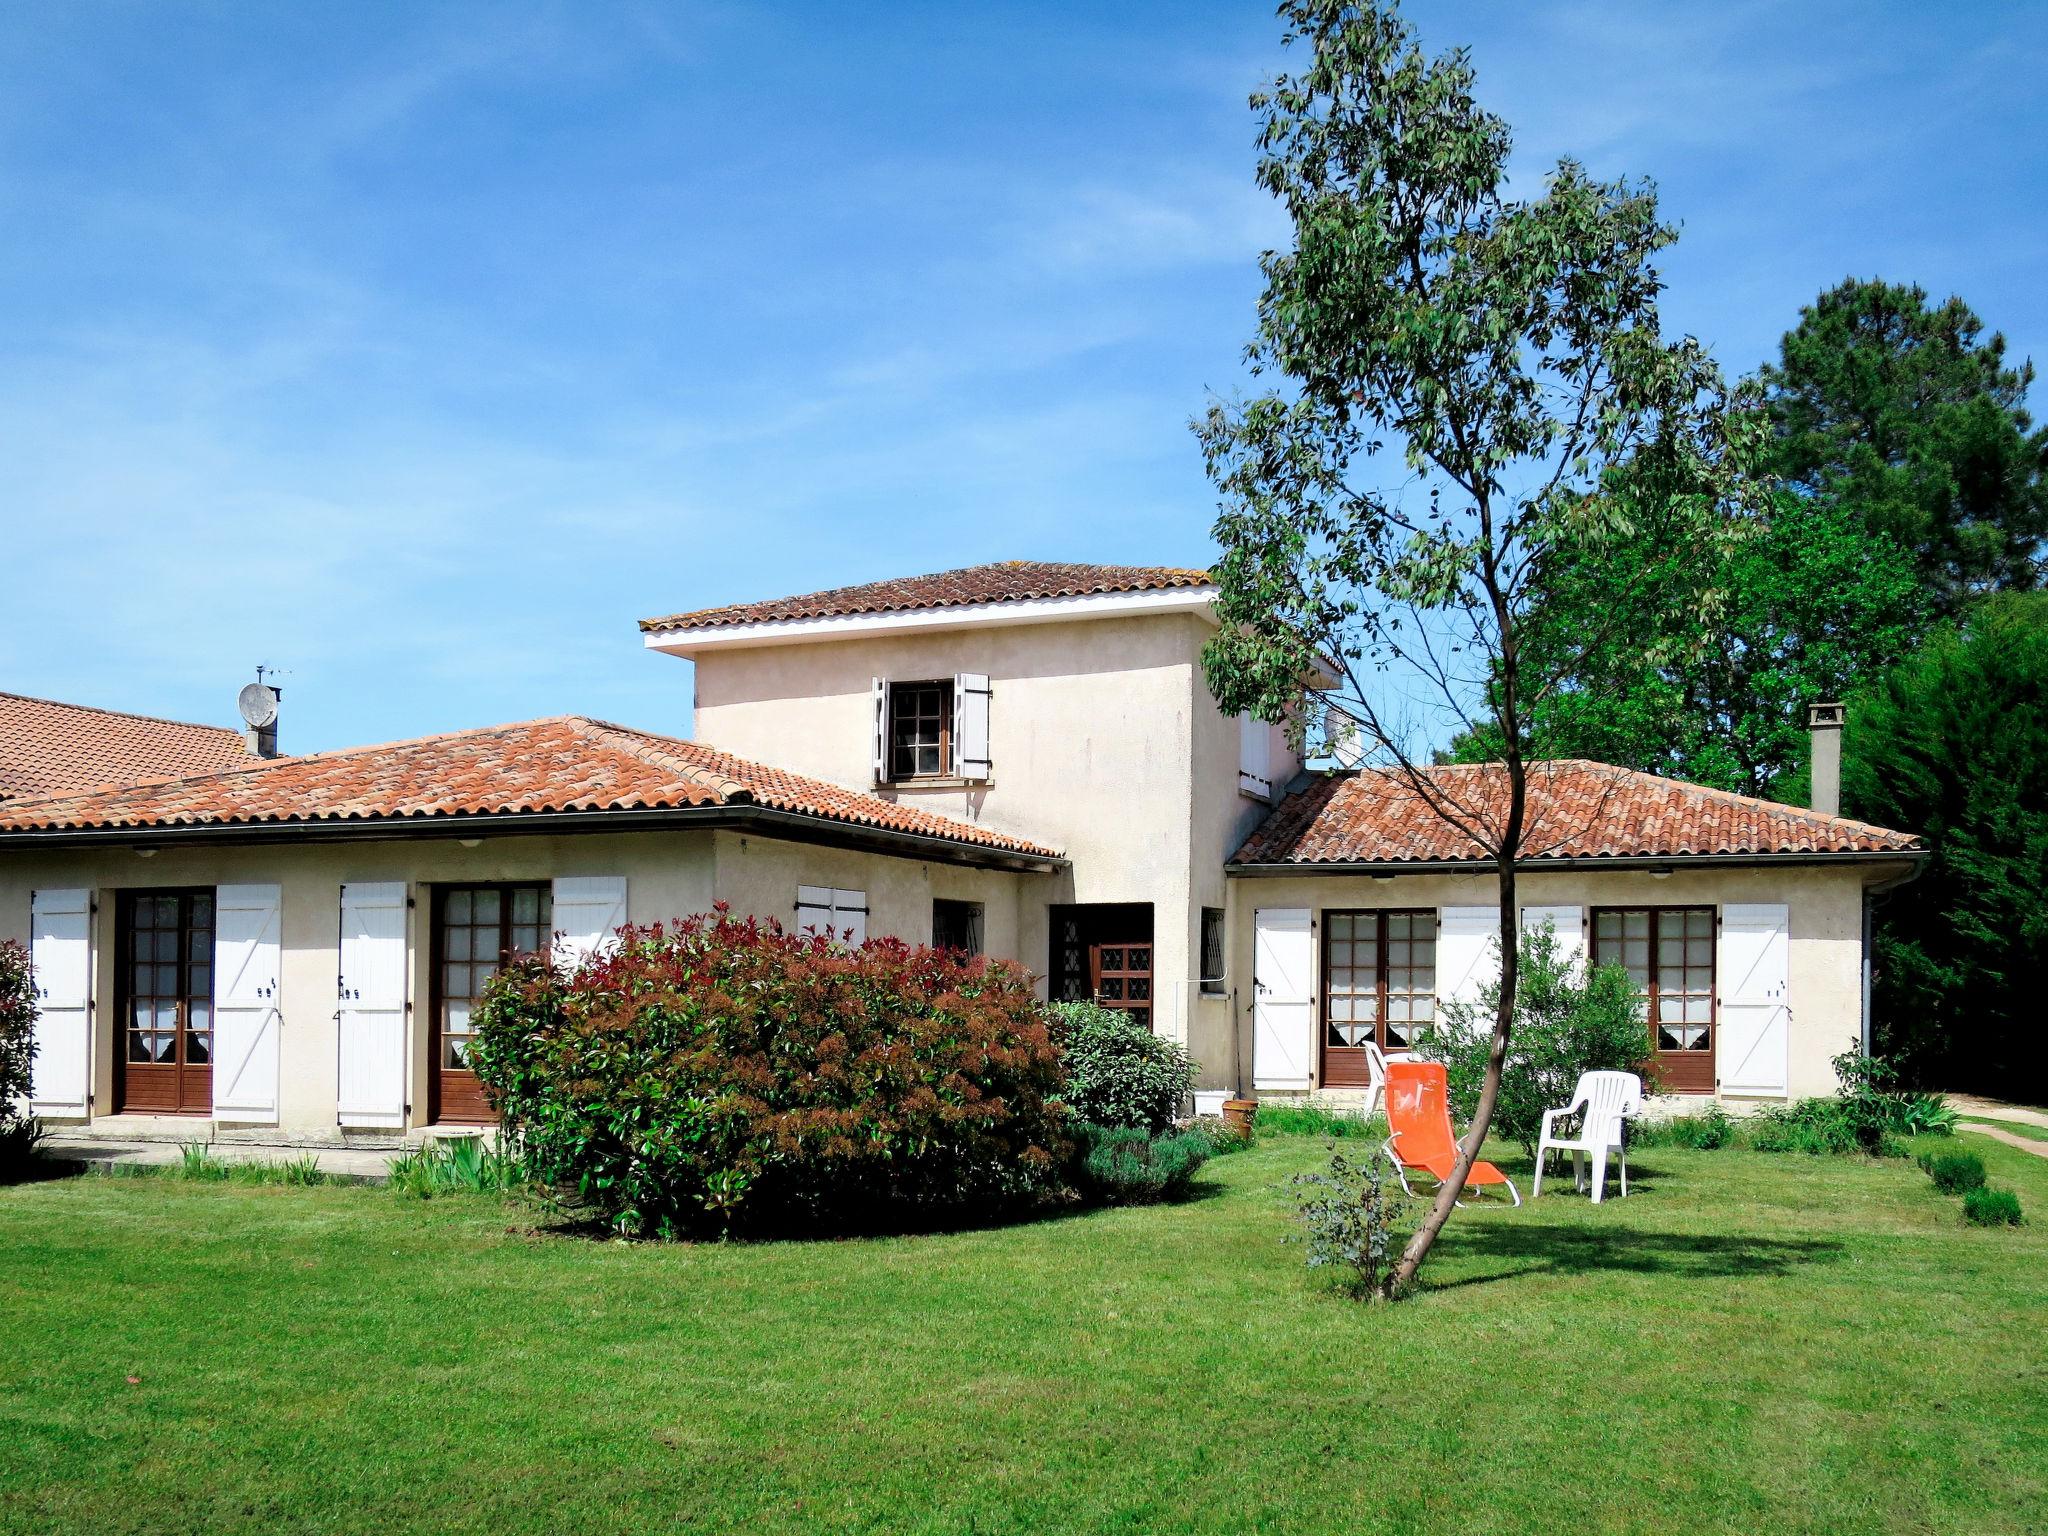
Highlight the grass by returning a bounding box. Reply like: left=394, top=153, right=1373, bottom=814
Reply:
left=2, top=1135, right=2044, bottom=1536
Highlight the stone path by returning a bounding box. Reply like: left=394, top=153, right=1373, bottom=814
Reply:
left=1947, top=1093, right=2048, bottom=1130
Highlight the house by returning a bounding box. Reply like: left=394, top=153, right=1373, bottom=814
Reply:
left=0, top=560, right=1923, bottom=1142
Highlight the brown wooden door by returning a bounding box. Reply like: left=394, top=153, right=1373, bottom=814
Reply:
left=1592, top=906, right=1716, bottom=1093
left=1087, top=940, right=1154, bottom=1028
left=115, top=890, right=216, bottom=1115
left=429, top=883, right=551, bottom=1123
left=1321, top=910, right=1436, bottom=1087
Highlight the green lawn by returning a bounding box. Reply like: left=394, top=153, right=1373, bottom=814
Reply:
left=2, top=1135, right=2044, bottom=1536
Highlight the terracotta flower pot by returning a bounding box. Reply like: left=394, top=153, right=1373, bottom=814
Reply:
left=1221, top=1098, right=1259, bottom=1140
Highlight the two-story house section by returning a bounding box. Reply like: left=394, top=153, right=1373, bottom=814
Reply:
left=640, top=562, right=1299, bottom=1061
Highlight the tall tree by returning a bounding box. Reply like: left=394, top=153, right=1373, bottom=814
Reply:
left=1835, top=594, right=2048, bottom=1096
left=1443, top=484, right=1926, bottom=796
left=1764, top=278, right=2048, bottom=612
left=1199, top=0, right=1763, bottom=1294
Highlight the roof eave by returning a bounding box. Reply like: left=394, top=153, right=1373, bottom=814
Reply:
left=641, top=585, right=1221, bottom=655
left=0, top=803, right=1066, bottom=874
left=1224, top=848, right=1928, bottom=876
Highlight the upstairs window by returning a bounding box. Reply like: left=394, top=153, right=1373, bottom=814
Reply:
left=872, top=674, right=992, bottom=783
left=889, top=681, right=951, bottom=780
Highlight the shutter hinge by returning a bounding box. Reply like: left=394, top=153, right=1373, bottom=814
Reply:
left=407, top=897, right=417, bottom=909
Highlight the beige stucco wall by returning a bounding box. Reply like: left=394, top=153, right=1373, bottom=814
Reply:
left=0, top=827, right=1036, bottom=1137
left=686, top=609, right=1296, bottom=1049
left=1218, top=862, right=1884, bottom=1104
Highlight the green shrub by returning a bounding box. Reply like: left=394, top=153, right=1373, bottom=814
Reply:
left=1918, top=1147, right=1987, bottom=1195
left=1898, top=1093, right=1958, bottom=1137
left=1185, top=1116, right=1253, bottom=1155
left=1963, top=1186, right=2024, bottom=1227
left=280, top=1155, right=326, bottom=1187
left=1255, top=1098, right=1378, bottom=1138
left=1416, top=921, right=1653, bottom=1155
left=0, top=939, right=38, bottom=1175
left=469, top=912, right=1069, bottom=1237
left=1288, top=1147, right=1408, bottom=1300
left=387, top=1138, right=523, bottom=1199
left=1048, top=1001, right=1196, bottom=1135
left=1742, top=1047, right=1933, bottom=1157
left=1633, top=1103, right=1734, bottom=1150
left=1072, top=1124, right=1211, bottom=1204
left=178, top=1143, right=229, bottom=1181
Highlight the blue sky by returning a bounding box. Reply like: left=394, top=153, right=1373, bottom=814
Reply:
left=2, top=1, right=2043, bottom=754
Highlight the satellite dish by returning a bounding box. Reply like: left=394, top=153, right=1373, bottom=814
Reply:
left=238, top=682, right=279, bottom=729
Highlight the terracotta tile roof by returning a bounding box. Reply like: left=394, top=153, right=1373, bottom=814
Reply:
left=0, top=716, right=1060, bottom=861
left=0, top=691, right=251, bottom=802
left=1231, top=761, right=1921, bottom=866
left=640, top=560, right=1214, bottom=633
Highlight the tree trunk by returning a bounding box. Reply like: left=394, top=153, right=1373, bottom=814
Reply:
left=1381, top=851, right=1518, bottom=1297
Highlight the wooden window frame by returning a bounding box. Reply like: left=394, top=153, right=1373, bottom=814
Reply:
left=886, top=680, right=953, bottom=782
left=429, top=881, right=553, bottom=1123
left=113, top=887, right=217, bottom=1115
left=1590, top=905, right=1717, bottom=1093
left=1321, top=908, right=1436, bottom=1064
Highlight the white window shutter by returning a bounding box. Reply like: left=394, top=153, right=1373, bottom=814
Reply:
left=553, top=876, right=628, bottom=965
left=953, top=673, right=992, bottom=781
left=797, top=886, right=867, bottom=945
left=834, top=889, right=868, bottom=946
left=212, top=883, right=283, bottom=1123
left=1520, top=905, right=1585, bottom=971
left=1252, top=907, right=1313, bottom=1090
left=872, top=678, right=888, bottom=783
left=1437, top=906, right=1500, bottom=1019
left=337, top=882, right=408, bottom=1128
left=1717, top=903, right=1790, bottom=1096
left=1238, top=713, right=1274, bottom=799
left=27, top=888, right=91, bottom=1117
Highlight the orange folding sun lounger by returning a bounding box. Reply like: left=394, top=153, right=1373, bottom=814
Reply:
left=1381, top=1060, right=1521, bottom=1206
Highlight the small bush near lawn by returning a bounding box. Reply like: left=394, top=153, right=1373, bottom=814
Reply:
left=388, top=1139, right=521, bottom=1199
left=1963, top=1186, right=2024, bottom=1227
left=469, top=912, right=1069, bottom=1237
left=1919, top=1147, right=1987, bottom=1195
left=1048, top=1001, right=1196, bottom=1135
left=1184, top=1116, right=1253, bottom=1155
left=0, top=939, right=39, bottom=1178
left=1633, top=1103, right=1734, bottom=1150
left=1256, top=1098, right=1378, bottom=1138
left=1416, top=921, right=1653, bottom=1156
left=1746, top=1047, right=1927, bottom=1157
left=1071, top=1124, right=1211, bottom=1204
left=1289, top=1147, right=1408, bottom=1300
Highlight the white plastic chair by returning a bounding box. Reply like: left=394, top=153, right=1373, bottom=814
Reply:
left=1532, top=1071, right=1644, bottom=1204
left=1360, top=1040, right=1390, bottom=1123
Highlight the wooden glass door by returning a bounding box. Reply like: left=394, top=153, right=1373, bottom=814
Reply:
left=116, top=890, right=216, bottom=1114
left=430, top=883, right=551, bottom=1123
left=1049, top=903, right=1156, bottom=1029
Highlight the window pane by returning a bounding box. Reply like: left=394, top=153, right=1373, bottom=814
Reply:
left=512, top=887, right=540, bottom=923
left=447, top=890, right=472, bottom=923
left=127, top=1031, right=153, bottom=1063
left=448, top=927, right=472, bottom=961
left=444, top=963, right=470, bottom=999
left=185, top=1032, right=209, bottom=1065
left=475, top=890, right=501, bottom=923
left=188, top=965, right=211, bottom=1000
left=189, top=1001, right=211, bottom=1031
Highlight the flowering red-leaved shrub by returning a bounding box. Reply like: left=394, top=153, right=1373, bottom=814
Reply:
left=468, top=908, right=1070, bottom=1236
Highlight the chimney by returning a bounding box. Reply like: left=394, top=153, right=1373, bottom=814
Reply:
left=1808, top=701, right=1844, bottom=817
